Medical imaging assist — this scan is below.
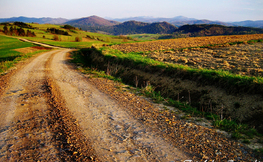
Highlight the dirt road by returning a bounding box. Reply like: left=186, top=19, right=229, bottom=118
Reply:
left=0, top=48, right=260, bottom=161
left=0, top=49, right=190, bottom=161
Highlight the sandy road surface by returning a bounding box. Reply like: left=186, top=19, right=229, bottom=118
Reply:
left=0, top=49, right=190, bottom=161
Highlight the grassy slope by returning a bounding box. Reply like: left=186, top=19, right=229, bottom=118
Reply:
left=0, top=35, right=34, bottom=61
left=0, top=35, right=50, bottom=73
left=0, top=23, right=138, bottom=48
left=126, top=34, right=163, bottom=41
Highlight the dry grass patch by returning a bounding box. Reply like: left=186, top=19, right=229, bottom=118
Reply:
left=81, top=38, right=91, bottom=42
left=13, top=47, right=41, bottom=54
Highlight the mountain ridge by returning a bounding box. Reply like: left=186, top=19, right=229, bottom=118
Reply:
left=172, top=24, right=263, bottom=37
left=0, top=15, right=262, bottom=28
left=75, top=20, right=178, bottom=35
left=65, top=15, right=119, bottom=27
left=0, top=16, right=68, bottom=24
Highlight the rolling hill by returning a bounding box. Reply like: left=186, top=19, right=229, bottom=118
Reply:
left=172, top=24, right=263, bottom=37
left=79, top=20, right=178, bottom=35
left=65, top=15, right=119, bottom=28
left=232, top=20, right=263, bottom=28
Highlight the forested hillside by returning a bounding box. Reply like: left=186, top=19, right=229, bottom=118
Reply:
left=81, top=21, right=178, bottom=35
left=173, top=24, right=263, bottom=37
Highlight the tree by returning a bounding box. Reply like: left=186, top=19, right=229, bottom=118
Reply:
left=13, top=26, right=18, bottom=36
left=26, top=30, right=36, bottom=37
left=62, top=25, right=75, bottom=30
left=9, top=26, right=13, bottom=34
left=75, top=37, right=81, bottom=42
left=18, top=28, right=25, bottom=36
left=53, top=35, right=59, bottom=41
left=3, top=25, right=8, bottom=34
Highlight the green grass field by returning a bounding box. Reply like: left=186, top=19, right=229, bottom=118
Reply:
left=126, top=34, right=163, bottom=41
left=0, top=35, right=34, bottom=62
left=0, top=35, right=50, bottom=73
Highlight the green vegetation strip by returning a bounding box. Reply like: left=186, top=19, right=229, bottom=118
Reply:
left=102, top=47, right=263, bottom=85
left=71, top=49, right=262, bottom=142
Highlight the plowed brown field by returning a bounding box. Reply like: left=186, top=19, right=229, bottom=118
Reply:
left=111, top=34, right=263, bottom=53
left=147, top=42, right=263, bottom=77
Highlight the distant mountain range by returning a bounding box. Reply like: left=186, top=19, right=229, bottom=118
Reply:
left=1, top=16, right=263, bottom=36
left=109, top=16, right=196, bottom=23
left=0, top=16, right=68, bottom=24
left=108, top=16, right=263, bottom=28
left=108, top=16, right=228, bottom=27
left=0, top=15, right=262, bottom=29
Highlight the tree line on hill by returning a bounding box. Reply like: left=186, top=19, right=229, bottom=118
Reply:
left=172, top=24, right=263, bottom=37
left=46, top=28, right=70, bottom=36
left=73, top=21, right=178, bottom=35
left=2, top=25, right=36, bottom=37
left=70, top=20, right=263, bottom=37
left=1, top=22, right=37, bottom=37
left=13, top=21, right=35, bottom=29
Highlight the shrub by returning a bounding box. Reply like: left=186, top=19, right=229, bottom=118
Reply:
left=53, top=35, right=59, bottom=41
left=75, top=37, right=81, bottom=42
left=47, top=28, right=69, bottom=35
left=62, top=25, right=75, bottom=30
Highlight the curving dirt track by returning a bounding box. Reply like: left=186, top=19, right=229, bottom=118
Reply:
left=0, top=49, right=190, bottom=161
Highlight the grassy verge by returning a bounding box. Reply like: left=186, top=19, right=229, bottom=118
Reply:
left=71, top=49, right=263, bottom=141
left=0, top=49, right=51, bottom=74
left=102, top=47, right=263, bottom=86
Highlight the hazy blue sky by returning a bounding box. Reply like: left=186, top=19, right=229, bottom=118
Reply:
left=0, top=0, right=262, bottom=21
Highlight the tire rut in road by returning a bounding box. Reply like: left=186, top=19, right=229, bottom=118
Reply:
left=48, top=50, right=191, bottom=161
left=44, top=78, right=99, bottom=161
left=44, top=51, right=99, bottom=161
left=0, top=49, right=98, bottom=161
left=0, top=50, right=62, bottom=161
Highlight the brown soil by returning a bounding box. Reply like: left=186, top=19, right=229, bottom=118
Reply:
left=0, top=48, right=261, bottom=161
left=147, top=42, right=263, bottom=77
